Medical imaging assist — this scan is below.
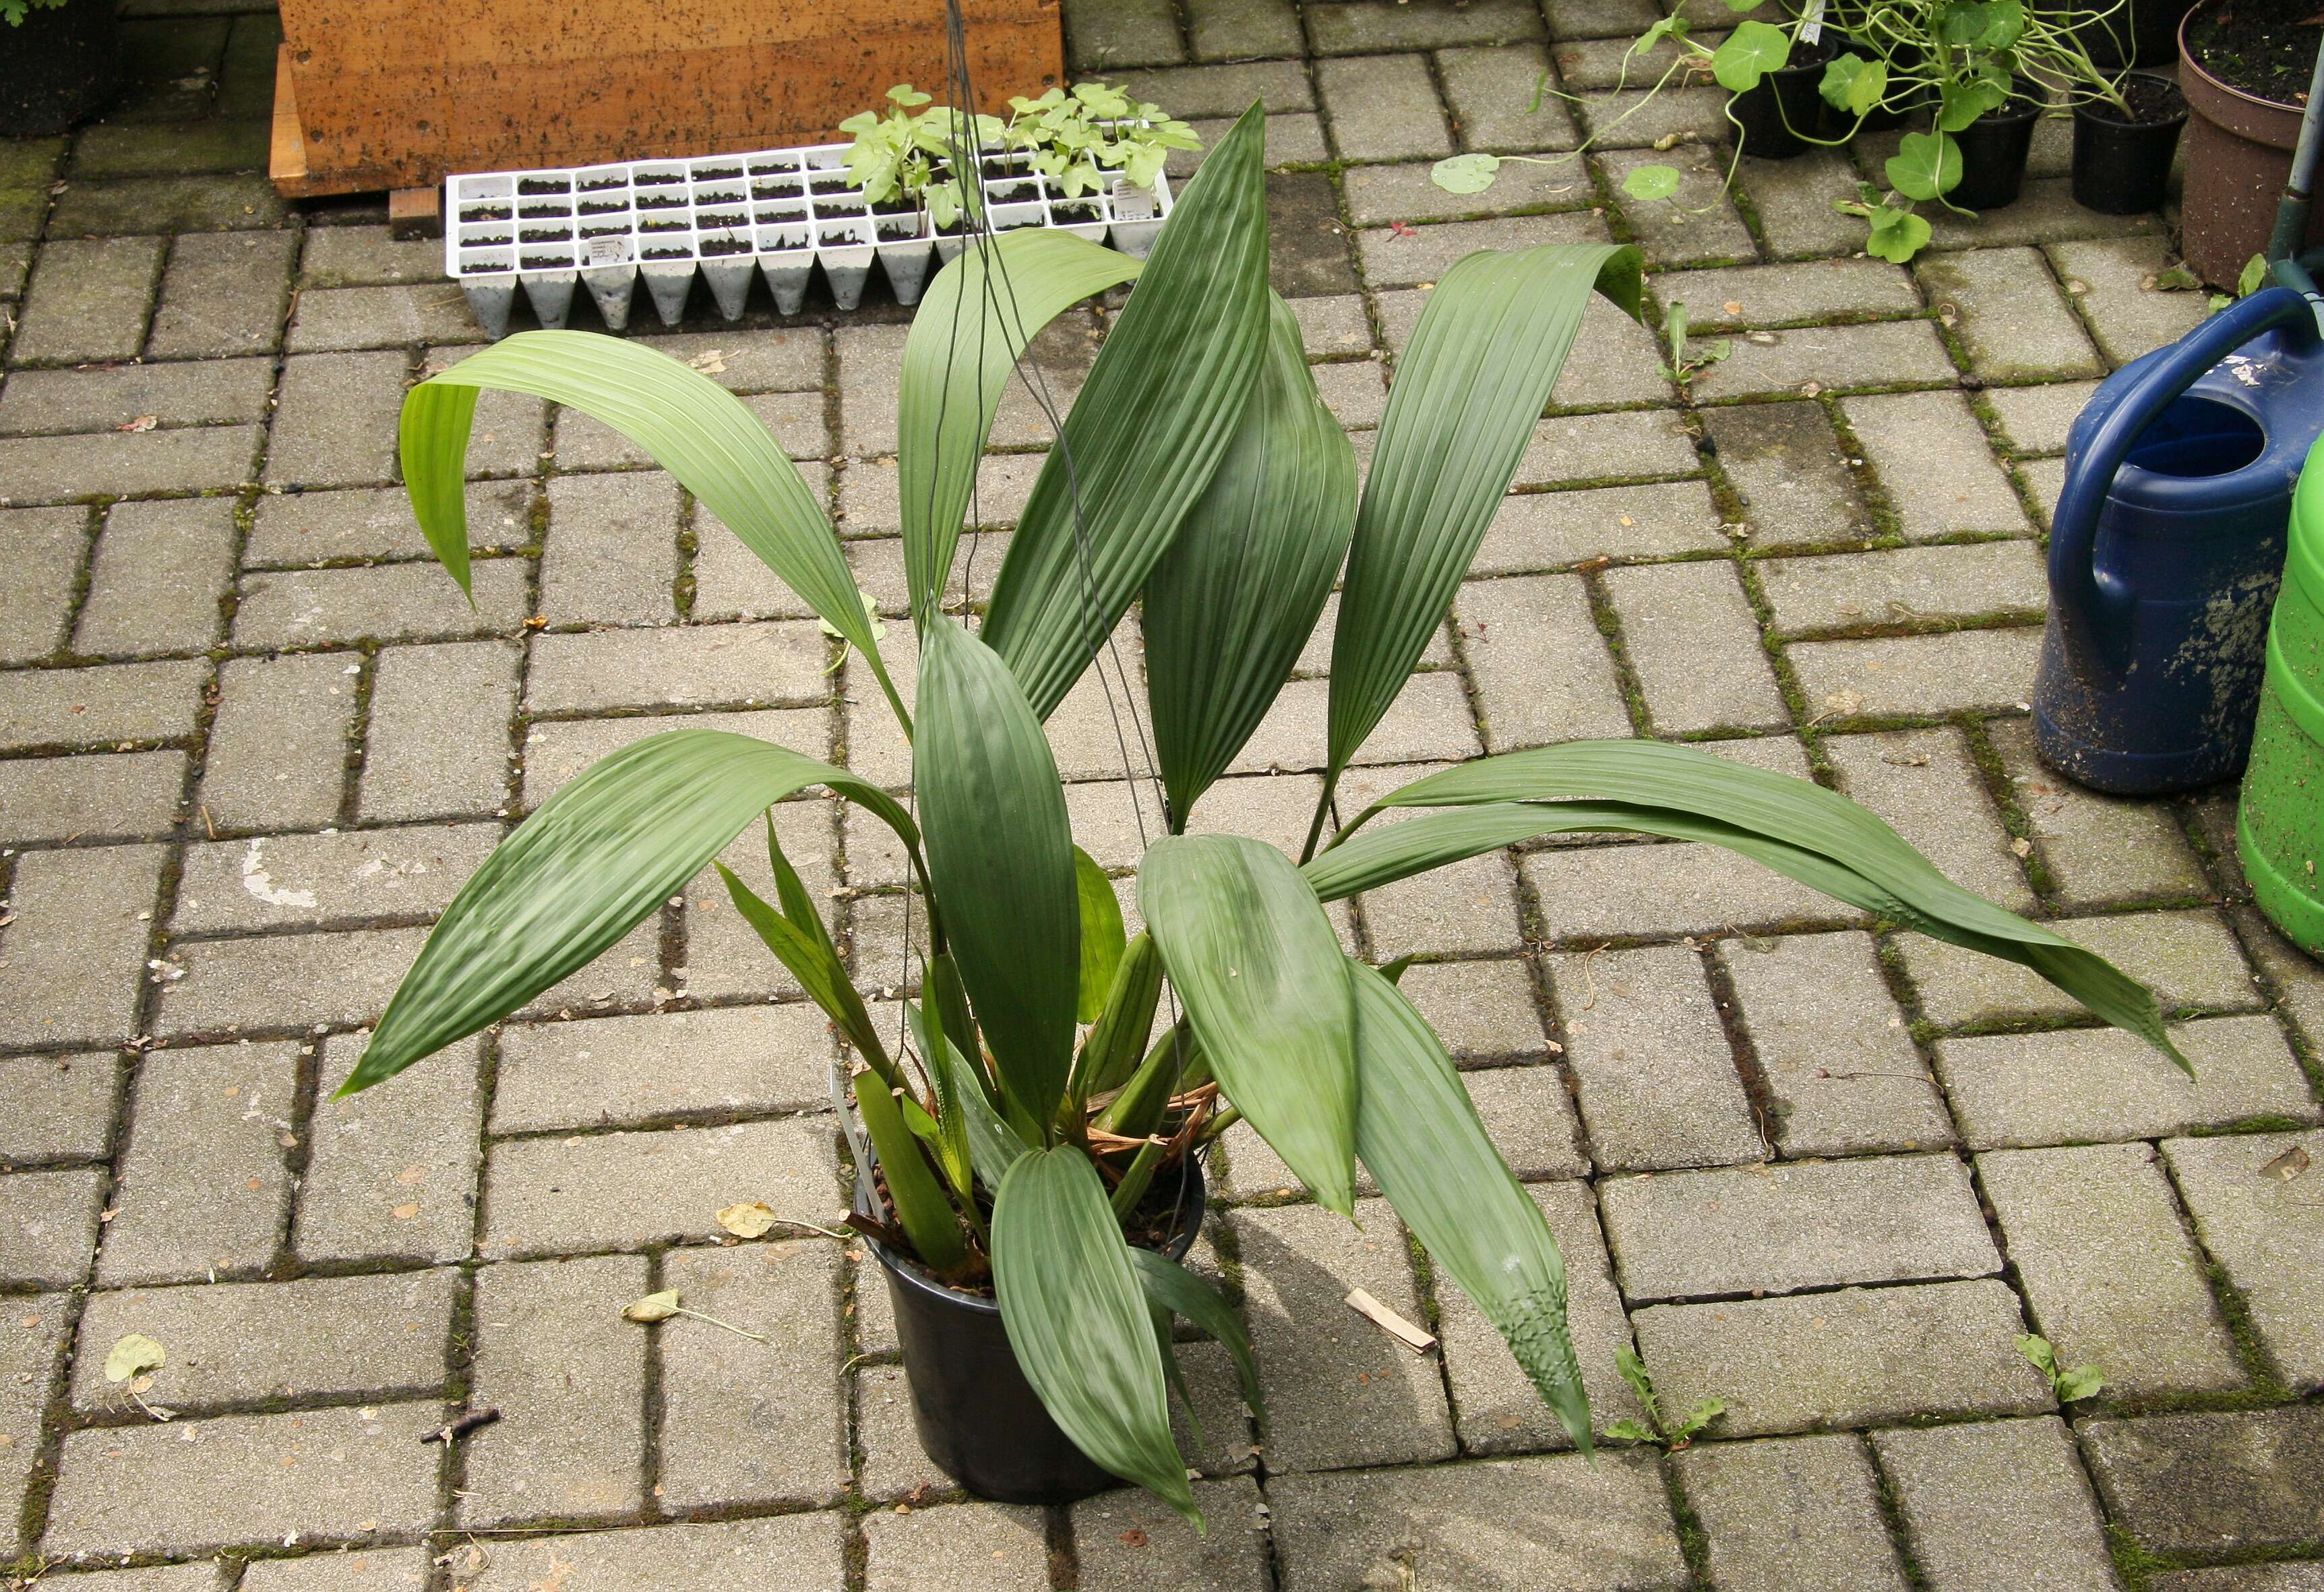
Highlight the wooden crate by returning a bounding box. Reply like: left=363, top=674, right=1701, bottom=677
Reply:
left=270, top=0, right=1062, bottom=199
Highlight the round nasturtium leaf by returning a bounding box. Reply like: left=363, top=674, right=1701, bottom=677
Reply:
left=1885, top=130, right=1962, bottom=202
left=1711, top=20, right=1792, bottom=93
left=1864, top=207, right=1933, bottom=264
left=1623, top=164, right=1684, bottom=203
left=1430, top=152, right=1502, bottom=195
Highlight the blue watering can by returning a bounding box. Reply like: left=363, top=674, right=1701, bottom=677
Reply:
left=2034, top=286, right=2324, bottom=795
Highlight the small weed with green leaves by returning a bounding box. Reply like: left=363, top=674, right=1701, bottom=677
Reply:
left=1604, top=1346, right=1725, bottom=1450
left=2017, top=1334, right=2106, bottom=1403
left=1657, top=303, right=1731, bottom=388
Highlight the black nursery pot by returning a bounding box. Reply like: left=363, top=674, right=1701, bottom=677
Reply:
left=1949, top=95, right=2044, bottom=211
left=2072, top=71, right=2189, bottom=214
left=869, top=1159, right=1209, bottom=1506
left=0, top=0, right=121, bottom=137
left=1732, top=40, right=1834, bottom=159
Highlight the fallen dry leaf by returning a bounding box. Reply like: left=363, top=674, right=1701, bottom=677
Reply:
left=1722, top=299, right=1743, bottom=315
left=104, top=1333, right=165, bottom=1383
left=2010, top=837, right=2033, bottom=857
left=1118, top=1527, right=1149, bottom=1547
left=115, top=414, right=158, bottom=433
left=623, top=1289, right=683, bottom=1323
left=2261, top=1144, right=2311, bottom=1182
left=717, top=1200, right=777, bottom=1239
left=686, top=350, right=728, bottom=374
left=391, top=1202, right=421, bottom=1221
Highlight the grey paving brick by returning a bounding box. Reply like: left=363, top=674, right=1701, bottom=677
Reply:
left=1739, top=149, right=1872, bottom=259
left=1314, top=0, right=1543, bottom=51
left=1605, top=559, right=1787, bottom=733
left=1231, top=1198, right=1454, bottom=1471
left=1873, top=1417, right=2119, bottom=1592
left=1064, top=0, right=1184, bottom=69
left=44, top=1401, right=440, bottom=1559
left=1119, top=61, right=1318, bottom=119
left=158, top=923, right=428, bottom=1037
left=1550, top=292, right=1672, bottom=410
left=1601, top=146, right=1759, bottom=268
left=1788, top=627, right=2044, bottom=718
left=1573, top=84, right=1731, bottom=149
left=0, top=355, right=272, bottom=436
left=28, top=1568, right=227, bottom=1591
left=1442, top=43, right=1581, bottom=152
left=302, top=224, right=448, bottom=289
left=1666, top=259, right=1925, bottom=330
left=2082, top=1405, right=2324, bottom=1557
left=1704, top=401, right=1874, bottom=549
left=1692, top=320, right=1958, bottom=402
left=1718, top=929, right=1955, bottom=1155
left=69, top=119, right=268, bottom=179
left=1605, top=1153, right=1997, bottom=1301
left=0, top=842, right=165, bottom=1050
left=658, top=1240, right=845, bottom=1507
left=1436, top=1179, right=1639, bottom=1452
left=0, top=751, right=184, bottom=847
left=1517, top=407, right=1702, bottom=485
left=144, top=229, right=298, bottom=359
left=2162, top=1130, right=2324, bottom=1390
left=1235, top=670, right=1481, bottom=778
left=1545, top=942, right=1761, bottom=1170
left=1463, top=1062, right=1593, bottom=1178
left=1842, top=390, right=2031, bottom=541
left=1289, top=295, right=1372, bottom=360
left=1, top=1167, right=105, bottom=1286
left=2021, top=453, right=2068, bottom=526
left=299, top=1033, right=483, bottom=1266
left=2150, top=1569, right=2324, bottom=1592
left=1526, top=838, right=1860, bottom=944
left=0, top=657, right=205, bottom=752
left=1552, top=30, right=1718, bottom=90
left=10, top=237, right=165, bottom=367
left=266, top=352, right=409, bottom=489
left=1269, top=169, right=1363, bottom=299
left=1918, top=246, right=2106, bottom=383
left=1076, top=1477, right=1271, bottom=1592
left=96, top=1039, right=295, bottom=1284
left=1354, top=845, right=1525, bottom=959
left=0, top=1050, right=119, bottom=1163
left=520, top=704, right=828, bottom=812
left=1920, top=179, right=2164, bottom=253
left=1822, top=726, right=2034, bottom=913
left=1676, top=1434, right=1909, bottom=1592
left=358, top=640, right=519, bottom=822
left=836, top=450, right=1032, bottom=538
left=245, top=480, right=530, bottom=568
left=1173, top=111, right=1331, bottom=177
left=1, top=1291, right=69, bottom=1560
left=1344, top=156, right=1585, bottom=228
left=0, top=423, right=259, bottom=504
left=2237, top=905, right=2324, bottom=1056
left=851, top=1359, right=948, bottom=1500
left=556, top=388, right=824, bottom=470
left=48, top=168, right=284, bottom=231
left=1363, top=956, right=1545, bottom=1061
left=1186, top=0, right=1299, bottom=60
left=863, top=1501, right=1051, bottom=1592
left=493, top=1003, right=833, bottom=1133
left=1899, top=908, right=2264, bottom=1029
left=1634, top=1279, right=2049, bottom=1436
left=1455, top=572, right=1630, bottom=750
left=0, top=503, right=86, bottom=662
left=2048, top=237, right=2210, bottom=365
left=233, top=558, right=526, bottom=650
left=462, top=1514, right=845, bottom=1591
left=1760, top=541, right=2046, bottom=636
left=1542, top=0, right=1662, bottom=35
left=71, top=1269, right=454, bottom=1410
left=524, top=621, right=828, bottom=715
left=1936, top=1015, right=2319, bottom=1151
left=1269, top=1452, right=1688, bottom=1591
left=201, top=651, right=357, bottom=830
left=287, top=283, right=480, bottom=353
left=460, top=1252, right=646, bottom=1525
left=1984, top=1140, right=2243, bottom=1397
left=0, top=241, right=26, bottom=301
left=1477, top=479, right=1725, bottom=572
left=1983, top=379, right=2102, bottom=457
left=1991, top=720, right=2210, bottom=907
left=237, top=1548, right=431, bottom=1589
left=172, top=823, right=495, bottom=935
left=1359, top=210, right=1612, bottom=292
left=75, top=497, right=235, bottom=656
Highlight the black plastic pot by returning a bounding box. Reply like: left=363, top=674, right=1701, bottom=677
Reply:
left=1949, top=95, right=2044, bottom=211
left=1732, top=39, right=1834, bottom=159
left=0, top=1, right=119, bottom=137
left=867, top=1158, right=1209, bottom=1505
left=2071, top=71, right=2189, bottom=215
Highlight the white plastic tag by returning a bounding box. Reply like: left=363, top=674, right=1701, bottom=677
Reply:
left=1109, top=179, right=1157, bottom=222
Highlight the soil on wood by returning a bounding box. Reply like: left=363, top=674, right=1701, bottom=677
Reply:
left=2186, top=0, right=2321, bottom=104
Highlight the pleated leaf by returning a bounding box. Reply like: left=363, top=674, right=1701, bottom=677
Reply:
left=1075, top=845, right=1128, bottom=1024
left=1326, top=741, right=2184, bottom=1071
left=982, top=103, right=1273, bottom=721
left=1349, top=958, right=1591, bottom=1452
left=992, top=1147, right=1198, bottom=1527
left=915, top=616, right=1081, bottom=1130
left=1324, top=245, right=1643, bottom=783
left=1138, top=835, right=1357, bottom=1216
left=911, top=998, right=1030, bottom=1192
left=898, top=232, right=1143, bottom=619
left=345, top=731, right=919, bottom=1094
left=1142, top=290, right=1357, bottom=825
left=1128, top=1248, right=1264, bottom=1426
left=400, top=332, right=900, bottom=717
left=855, top=1070, right=969, bottom=1274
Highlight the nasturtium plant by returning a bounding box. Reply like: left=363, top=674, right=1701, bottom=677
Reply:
left=1710, top=18, right=1793, bottom=92
left=1887, top=129, right=1964, bottom=202
left=1622, top=164, right=1684, bottom=203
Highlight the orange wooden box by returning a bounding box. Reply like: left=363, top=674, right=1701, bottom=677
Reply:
left=270, top=0, right=1062, bottom=198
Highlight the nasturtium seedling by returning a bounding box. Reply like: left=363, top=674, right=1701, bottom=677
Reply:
left=1886, top=130, right=1962, bottom=202
left=1622, top=164, right=1683, bottom=203
left=1711, top=20, right=1791, bottom=92
left=1864, top=206, right=1933, bottom=263
left=1430, top=152, right=1503, bottom=195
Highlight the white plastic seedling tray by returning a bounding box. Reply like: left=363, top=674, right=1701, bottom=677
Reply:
left=444, top=142, right=1172, bottom=337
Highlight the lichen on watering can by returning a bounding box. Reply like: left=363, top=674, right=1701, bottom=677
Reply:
left=2238, top=429, right=2324, bottom=957
left=2032, top=286, right=2324, bottom=795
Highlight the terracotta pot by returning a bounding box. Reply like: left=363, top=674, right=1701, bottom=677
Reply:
left=2178, top=3, right=2324, bottom=288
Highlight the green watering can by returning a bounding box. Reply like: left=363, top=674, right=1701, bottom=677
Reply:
left=2240, top=429, right=2324, bottom=956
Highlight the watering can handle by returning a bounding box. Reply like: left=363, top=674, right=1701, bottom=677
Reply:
left=2050, top=286, right=2324, bottom=674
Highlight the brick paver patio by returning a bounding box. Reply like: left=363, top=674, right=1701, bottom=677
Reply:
left=4, top=1, right=2322, bottom=1587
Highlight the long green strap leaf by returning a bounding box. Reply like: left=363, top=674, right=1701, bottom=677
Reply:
left=1329, top=741, right=2184, bottom=1071
left=1073, top=930, right=1164, bottom=1107
left=909, top=998, right=1029, bottom=1192
left=344, top=730, right=919, bottom=1095
left=1074, top=845, right=1129, bottom=1024
left=1349, top=958, right=1591, bottom=1454
left=898, top=232, right=1143, bottom=619
left=856, top=1069, right=969, bottom=1275
left=400, top=332, right=901, bottom=721
left=993, top=1147, right=1199, bottom=1527
left=982, top=102, right=1273, bottom=720
left=1324, top=245, right=1643, bottom=785
left=1142, top=290, right=1357, bottom=825
left=1139, top=835, right=1357, bottom=1217
left=1128, top=1248, right=1264, bottom=1429
left=716, top=861, right=890, bottom=1080
left=915, top=616, right=1081, bottom=1132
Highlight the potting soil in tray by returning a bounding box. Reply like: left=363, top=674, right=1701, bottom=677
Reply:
left=2187, top=0, right=2321, bottom=104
